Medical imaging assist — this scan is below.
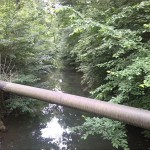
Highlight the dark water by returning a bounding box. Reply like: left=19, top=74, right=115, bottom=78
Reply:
left=0, top=67, right=150, bottom=150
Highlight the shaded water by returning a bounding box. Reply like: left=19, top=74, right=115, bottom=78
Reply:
left=0, top=67, right=150, bottom=150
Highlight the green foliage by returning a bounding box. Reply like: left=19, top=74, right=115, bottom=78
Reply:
left=0, top=0, right=149, bottom=148
left=6, top=96, right=42, bottom=114
left=58, top=0, right=150, bottom=107
left=0, top=0, right=57, bottom=72
left=14, top=74, right=39, bottom=84
left=72, top=117, right=129, bottom=149
left=142, top=130, right=150, bottom=138
left=57, top=0, right=150, bottom=149
left=0, top=0, right=59, bottom=115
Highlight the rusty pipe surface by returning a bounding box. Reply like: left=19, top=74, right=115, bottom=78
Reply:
left=0, top=80, right=150, bottom=129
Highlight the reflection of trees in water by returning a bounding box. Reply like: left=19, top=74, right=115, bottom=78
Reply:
left=1, top=114, right=61, bottom=150
left=41, top=104, right=93, bottom=150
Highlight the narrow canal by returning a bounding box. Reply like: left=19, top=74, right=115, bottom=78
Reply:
left=0, top=67, right=149, bottom=150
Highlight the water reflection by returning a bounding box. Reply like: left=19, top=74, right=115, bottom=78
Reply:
left=41, top=117, right=70, bottom=150
left=42, top=104, right=63, bottom=115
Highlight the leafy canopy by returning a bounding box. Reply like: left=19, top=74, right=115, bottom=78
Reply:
left=56, top=0, right=150, bottom=149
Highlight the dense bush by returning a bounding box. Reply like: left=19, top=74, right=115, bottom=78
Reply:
left=0, top=0, right=58, bottom=114
left=56, top=0, right=150, bottom=149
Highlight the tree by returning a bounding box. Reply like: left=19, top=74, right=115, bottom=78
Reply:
left=0, top=0, right=59, bottom=113
left=56, top=0, right=150, bottom=149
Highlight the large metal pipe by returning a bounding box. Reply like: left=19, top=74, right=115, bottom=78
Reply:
left=0, top=80, right=150, bottom=129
